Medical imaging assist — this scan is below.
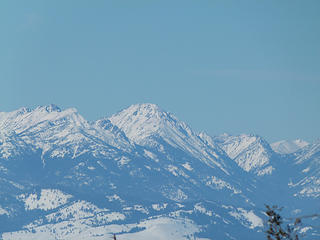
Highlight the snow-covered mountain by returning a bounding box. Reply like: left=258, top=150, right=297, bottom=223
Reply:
left=271, top=139, right=309, bottom=154
left=109, top=104, right=233, bottom=174
left=290, top=140, right=320, bottom=198
left=207, top=133, right=276, bottom=176
left=0, top=104, right=319, bottom=240
left=0, top=104, right=133, bottom=160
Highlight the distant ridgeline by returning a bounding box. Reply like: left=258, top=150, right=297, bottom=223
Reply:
left=0, top=104, right=319, bottom=239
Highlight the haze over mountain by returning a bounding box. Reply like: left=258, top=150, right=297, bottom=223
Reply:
left=0, top=104, right=319, bottom=240
left=271, top=139, right=309, bottom=154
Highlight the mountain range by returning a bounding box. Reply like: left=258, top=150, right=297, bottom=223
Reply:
left=0, top=103, right=319, bottom=240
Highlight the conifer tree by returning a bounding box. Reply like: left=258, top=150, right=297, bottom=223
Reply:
left=265, top=205, right=299, bottom=240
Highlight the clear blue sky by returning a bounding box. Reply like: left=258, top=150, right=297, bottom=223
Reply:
left=1, top=0, right=319, bottom=142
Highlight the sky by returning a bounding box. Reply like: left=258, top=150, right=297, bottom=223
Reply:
left=1, top=0, right=320, bottom=143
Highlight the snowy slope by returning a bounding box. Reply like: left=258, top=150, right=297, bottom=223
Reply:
left=0, top=131, right=32, bottom=160
left=106, top=104, right=254, bottom=204
left=108, top=103, right=234, bottom=174
left=271, top=139, right=309, bottom=154
left=0, top=104, right=133, bottom=162
left=3, top=216, right=200, bottom=240
left=290, top=140, right=320, bottom=198
left=208, top=133, right=276, bottom=176
left=2, top=188, right=264, bottom=240
left=18, top=189, right=72, bottom=211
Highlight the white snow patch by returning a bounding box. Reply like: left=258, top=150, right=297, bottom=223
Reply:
left=18, top=189, right=72, bottom=211
left=206, top=176, right=241, bottom=194
left=133, top=205, right=149, bottom=214
left=194, top=203, right=213, bottom=216
left=299, top=186, right=320, bottom=198
left=106, top=194, right=123, bottom=203
left=0, top=206, right=9, bottom=215
left=167, top=165, right=178, bottom=176
left=44, top=200, right=125, bottom=224
left=176, top=203, right=185, bottom=208
left=300, top=226, right=312, bottom=234
left=164, top=188, right=188, bottom=202
left=257, top=166, right=274, bottom=176
left=229, top=208, right=263, bottom=229
left=182, top=162, right=193, bottom=171
left=167, top=165, right=189, bottom=178
left=302, top=167, right=310, bottom=173
left=143, top=149, right=157, bottom=161
left=97, top=160, right=107, bottom=170
left=118, top=156, right=131, bottom=166
left=152, top=203, right=168, bottom=211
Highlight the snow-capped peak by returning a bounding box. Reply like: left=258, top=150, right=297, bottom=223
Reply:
left=271, top=139, right=309, bottom=154
left=0, top=105, right=83, bottom=134
left=109, top=103, right=232, bottom=173
left=108, top=103, right=187, bottom=143
left=35, top=104, right=62, bottom=113
left=0, top=105, right=134, bottom=161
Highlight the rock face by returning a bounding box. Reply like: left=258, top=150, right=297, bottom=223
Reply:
left=0, top=104, right=319, bottom=240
